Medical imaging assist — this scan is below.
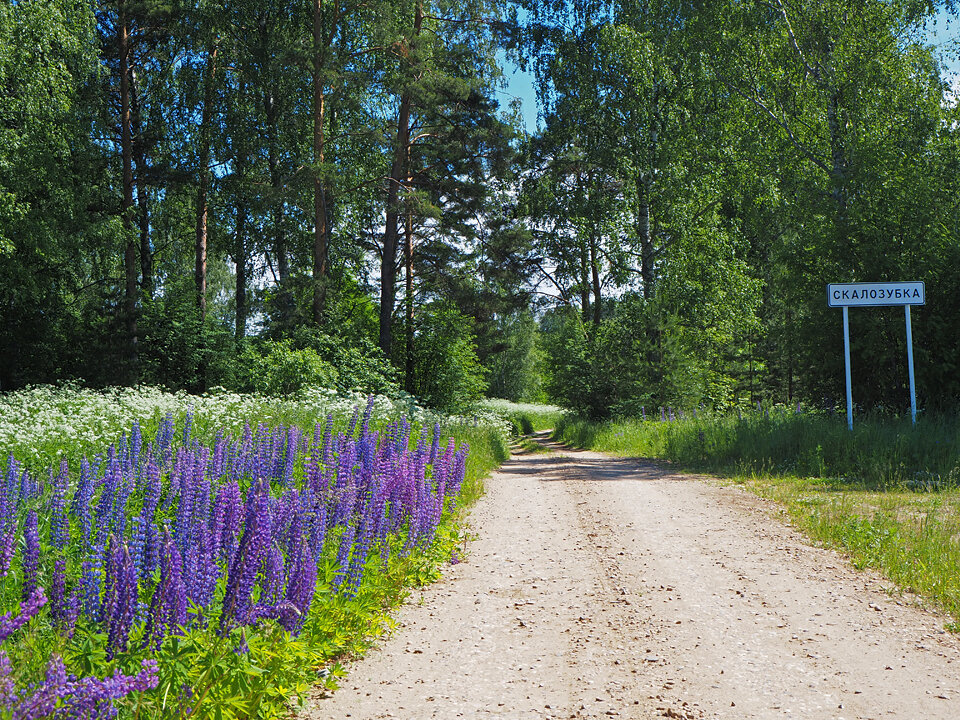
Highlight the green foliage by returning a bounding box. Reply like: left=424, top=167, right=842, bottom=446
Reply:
left=410, top=302, right=488, bottom=411
left=235, top=340, right=339, bottom=397
left=542, top=289, right=759, bottom=418
left=484, top=311, right=547, bottom=403
left=285, top=328, right=401, bottom=396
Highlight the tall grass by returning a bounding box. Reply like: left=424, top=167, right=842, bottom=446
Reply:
left=556, top=407, right=960, bottom=488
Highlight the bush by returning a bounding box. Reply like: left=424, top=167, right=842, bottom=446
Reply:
left=236, top=340, right=339, bottom=396
left=287, top=328, right=400, bottom=395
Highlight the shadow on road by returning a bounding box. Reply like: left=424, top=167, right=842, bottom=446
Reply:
left=500, top=431, right=683, bottom=483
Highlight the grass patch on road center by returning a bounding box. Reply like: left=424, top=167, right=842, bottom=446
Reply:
left=554, top=409, right=960, bottom=628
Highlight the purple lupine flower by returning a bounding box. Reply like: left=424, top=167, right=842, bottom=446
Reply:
left=106, top=543, right=137, bottom=659
left=284, top=505, right=304, bottom=563
left=49, top=459, right=70, bottom=551
left=281, top=543, right=317, bottom=634
left=361, top=395, right=375, bottom=434
left=173, top=459, right=196, bottom=554
left=130, top=420, right=143, bottom=463
left=21, top=510, right=39, bottom=601
left=143, top=457, right=161, bottom=510
left=143, top=530, right=186, bottom=650
left=335, top=435, right=357, bottom=490
left=180, top=540, right=198, bottom=608
left=186, top=519, right=218, bottom=613
left=271, top=490, right=297, bottom=549
left=358, top=431, right=378, bottom=484
left=9, top=653, right=66, bottom=720
left=343, top=520, right=370, bottom=598
left=72, top=457, right=95, bottom=544
left=129, top=516, right=147, bottom=584
left=0, top=650, right=13, bottom=707
left=93, top=453, right=121, bottom=540
left=234, top=629, right=249, bottom=655
left=305, top=450, right=324, bottom=495
left=331, top=521, right=355, bottom=590
left=101, top=536, right=120, bottom=632
left=428, top=423, right=442, bottom=468
left=347, top=406, right=361, bottom=437
left=0, top=586, right=46, bottom=643
left=260, top=543, right=285, bottom=607
left=0, top=455, right=17, bottom=517
left=219, top=482, right=271, bottom=635
left=210, top=433, right=227, bottom=481
left=182, top=407, right=194, bottom=445
left=282, top=426, right=299, bottom=487
left=155, top=411, right=175, bottom=455
left=190, top=453, right=212, bottom=537
left=0, top=519, right=16, bottom=579
left=447, top=443, right=469, bottom=499
left=308, top=497, right=328, bottom=562
left=63, top=586, right=81, bottom=639
left=265, top=426, right=282, bottom=481
left=211, top=480, right=242, bottom=563
left=81, top=543, right=105, bottom=622
left=50, top=557, right=67, bottom=626
left=142, top=521, right=160, bottom=579
left=23, top=658, right=160, bottom=720
left=19, top=468, right=37, bottom=502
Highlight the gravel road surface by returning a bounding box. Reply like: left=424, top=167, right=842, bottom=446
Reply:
left=300, top=433, right=960, bottom=719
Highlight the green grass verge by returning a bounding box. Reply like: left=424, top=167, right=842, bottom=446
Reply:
left=555, top=409, right=960, bottom=628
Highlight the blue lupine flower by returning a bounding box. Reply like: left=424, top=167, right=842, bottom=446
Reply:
left=21, top=511, right=39, bottom=601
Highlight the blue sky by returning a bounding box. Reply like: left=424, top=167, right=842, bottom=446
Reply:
left=498, top=9, right=960, bottom=135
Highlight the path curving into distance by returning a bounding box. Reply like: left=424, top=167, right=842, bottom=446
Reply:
left=300, top=432, right=960, bottom=719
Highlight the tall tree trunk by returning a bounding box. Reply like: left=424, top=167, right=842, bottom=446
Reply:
left=589, top=229, right=601, bottom=327
left=637, top=171, right=654, bottom=300
left=404, top=208, right=414, bottom=392
left=379, top=1, right=423, bottom=357
left=195, top=41, right=219, bottom=322
left=579, top=239, right=590, bottom=324
left=265, top=91, right=290, bottom=327
left=119, top=0, right=138, bottom=383
left=131, top=69, right=152, bottom=300
left=312, top=0, right=334, bottom=325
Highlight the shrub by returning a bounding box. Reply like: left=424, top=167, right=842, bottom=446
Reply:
left=236, top=340, right=339, bottom=396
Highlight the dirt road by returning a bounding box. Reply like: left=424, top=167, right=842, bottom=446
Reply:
left=301, top=434, right=960, bottom=719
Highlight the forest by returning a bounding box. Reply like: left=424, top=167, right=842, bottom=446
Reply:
left=3, top=0, right=960, bottom=418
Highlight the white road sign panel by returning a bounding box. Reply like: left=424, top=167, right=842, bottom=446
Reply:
left=827, top=281, right=924, bottom=307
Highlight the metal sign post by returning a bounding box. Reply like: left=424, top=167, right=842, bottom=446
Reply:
left=827, top=281, right=925, bottom=429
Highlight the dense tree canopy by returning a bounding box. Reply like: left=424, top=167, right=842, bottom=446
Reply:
left=1, top=0, right=959, bottom=416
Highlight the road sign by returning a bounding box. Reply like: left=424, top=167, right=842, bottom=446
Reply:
left=827, top=281, right=925, bottom=307
left=828, top=281, right=924, bottom=429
